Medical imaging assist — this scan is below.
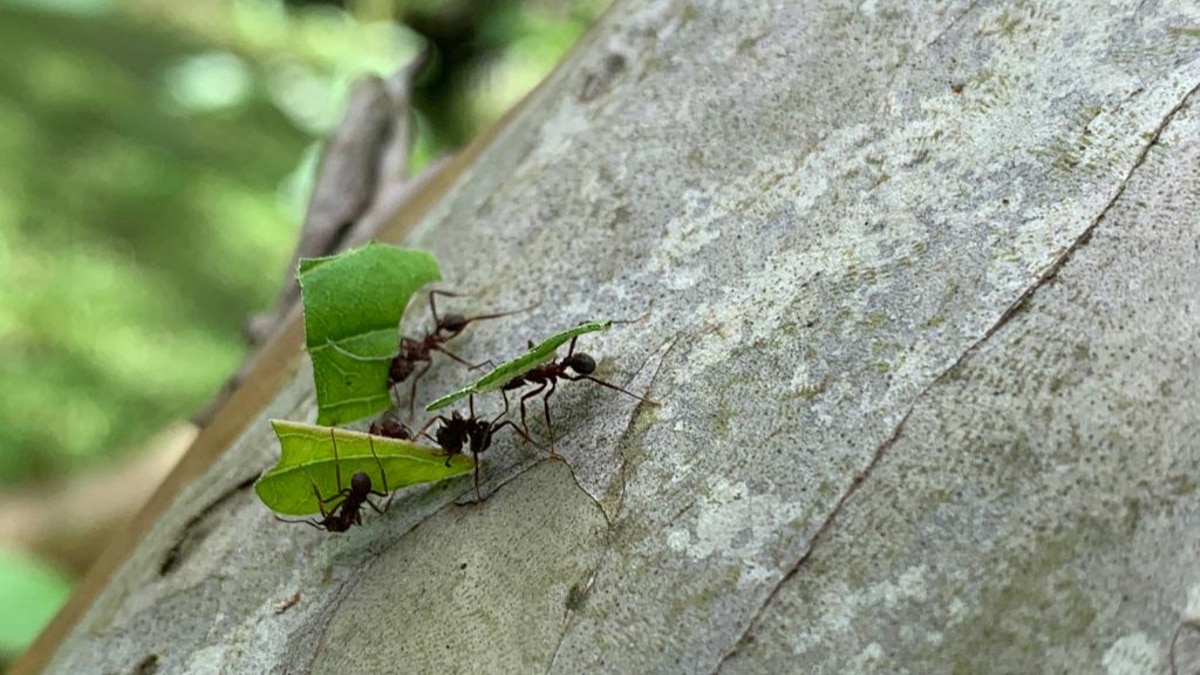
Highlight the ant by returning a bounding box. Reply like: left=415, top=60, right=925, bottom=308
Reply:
left=421, top=394, right=537, bottom=501
left=501, top=334, right=658, bottom=457
left=389, top=290, right=533, bottom=419
left=368, top=409, right=414, bottom=440
left=276, top=428, right=392, bottom=533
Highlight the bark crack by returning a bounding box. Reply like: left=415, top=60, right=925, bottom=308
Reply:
left=923, top=0, right=984, bottom=51
left=709, top=78, right=1200, bottom=674
left=544, top=334, right=679, bottom=674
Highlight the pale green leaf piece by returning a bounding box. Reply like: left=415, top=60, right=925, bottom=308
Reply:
left=256, top=420, right=473, bottom=516
left=425, top=321, right=611, bottom=411
left=299, top=242, right=441, bottom=425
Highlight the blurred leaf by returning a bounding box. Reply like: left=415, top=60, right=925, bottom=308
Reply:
left=0, top=548, right=72, bottom=658
left=426, top=321, right=611, bottom=411
left=0, top=0, right=609, bottom=487
left=256, top=419, right=473, bottom=515
left=299, top=243, right=441, bottom=425
left=0, top=4, right=307, bottom=484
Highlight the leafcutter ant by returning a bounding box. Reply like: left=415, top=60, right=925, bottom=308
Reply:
left=389, top=290, right=533, bottom=419
left=368, top=409, right=414, bottom=440
left=276, top=428, right=392, bottom=533
left=501, top=333, right=658, bottom=457
left=422, top=394, right=537, bottom=501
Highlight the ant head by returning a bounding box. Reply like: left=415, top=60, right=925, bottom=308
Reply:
left=564, top=352, right=596, bottom=375
left=350, top=471, right=372, bottom=495
left=439, top=313, right=469, bottom=335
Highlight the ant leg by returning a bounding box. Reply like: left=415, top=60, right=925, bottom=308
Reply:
left=453, top=300, right=541, bottom=339
left=428, top=289, right=462, bottom=328
left=365, top=435, right=393, bottom=514
left=309, top=483, right=346, bottom=513
left=566, top=373, right=661, bottom=407
left=330, top=427, right=343, bottom=497
left=433, top=345, right=493, bottom=370
left=274, top=515, right=328, bottom=531
left=472, top=446, right=482, bottom=503
left=464, top=394, right=484, bottom=501
left=564, top=335, right=580, bottom=359
left=499, top=390, right=514, bottom=426
left=406, top=357, right=433, bottom=421
left=518, top=383, right=548, bottom=441
left=469, top=358, right=497, bottom=372
left=540, top=379, right=562, bottom=461
left=309, top=431, right=353, bottom=510
left=499, top=389, right=526, bottom=444
left=544, top=380, right=562, bottom=460
left=288, top=464, right=341, bottom=527
left=490, top=419, right=541, bottom=450
left=415, top=415, right=443, bottom=442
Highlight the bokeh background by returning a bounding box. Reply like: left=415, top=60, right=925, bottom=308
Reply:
left=0, top=0, right=606, bottom=665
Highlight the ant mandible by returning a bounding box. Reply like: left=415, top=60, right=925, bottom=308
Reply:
left=420, top=394, right=537, bottom=501
left=389, top=290, right=532, bottom=420
left=501, top=333, right=658, bottom=458
left=276, top=428, right=393, bottom=533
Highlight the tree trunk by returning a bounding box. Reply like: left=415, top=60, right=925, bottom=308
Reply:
left=22, top=0, right=1200, bottom=672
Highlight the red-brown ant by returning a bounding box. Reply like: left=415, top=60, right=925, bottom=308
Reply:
left=501, top=334, right=658, bottom=457
left=389, top=290, right=533, bottom=419
left=421, top=394, right=537, bottom=501
left=368, top=409, right=414, bottom=440
left=276, top=428, right=392, bottom=533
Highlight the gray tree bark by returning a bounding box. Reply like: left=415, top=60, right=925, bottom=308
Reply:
left=35, top=0, right=1200, bottom=673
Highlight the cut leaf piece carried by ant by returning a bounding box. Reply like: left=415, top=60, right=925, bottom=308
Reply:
left=257, top=420, right=474, bottom=521
left=425, top=320, right=660, bottom=457
left=389, top=290, right=536, bottom=420
left=421, top=394, right=539, bottom=502
left=274, top=427, right=393, bottom=533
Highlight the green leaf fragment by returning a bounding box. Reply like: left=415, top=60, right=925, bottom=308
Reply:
left=425, top=320, right=612, bottom=411
left=256, top=420, right=473, bottom=516
left=299, top=242, right=441, bottom=425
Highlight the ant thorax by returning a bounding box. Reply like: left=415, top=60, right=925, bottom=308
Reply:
left=389, top=355, right=417, bottom=384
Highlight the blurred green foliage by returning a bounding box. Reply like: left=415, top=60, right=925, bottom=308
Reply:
left=0, top=547, right=71, bottom=661
left=0, top=0, right=605, bottom=486
left=0, top=3, right=309, bottom=483
left=0, top=0, right=605, bottom=663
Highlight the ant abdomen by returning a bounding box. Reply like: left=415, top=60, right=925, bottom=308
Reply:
left=564, top=352, right=596, bottom=375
